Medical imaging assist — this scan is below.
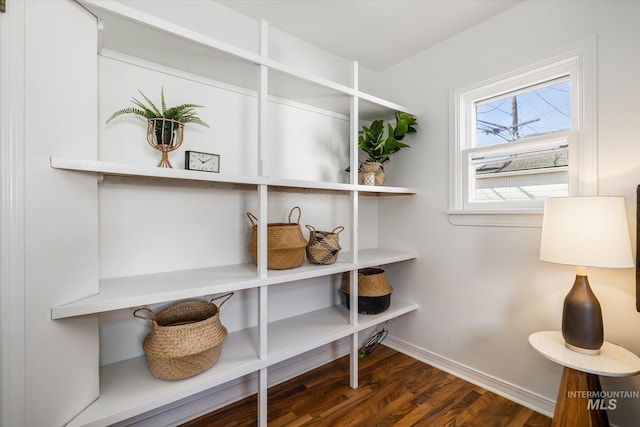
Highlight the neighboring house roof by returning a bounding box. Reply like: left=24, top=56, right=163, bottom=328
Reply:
left=476, top=147, right=568, bottom=175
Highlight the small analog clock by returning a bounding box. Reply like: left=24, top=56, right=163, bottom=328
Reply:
left=185, top=151, right=220, bottom=173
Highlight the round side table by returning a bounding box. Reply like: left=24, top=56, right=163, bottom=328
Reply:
left=529, top=331, right=640, bottom=427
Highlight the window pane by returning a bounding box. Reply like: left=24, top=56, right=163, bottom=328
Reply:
left=475, top=79, right=570, bottom=147
left=472, top=145, right=568, bottom=202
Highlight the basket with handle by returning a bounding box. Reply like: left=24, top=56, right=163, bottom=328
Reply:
left=133, top=293, right=233, bottom=380
left=343, top=268, right=393, bottom=314
left=305, top=225, right=344, bottom=265
left=247, top=206, right=307, bottom=270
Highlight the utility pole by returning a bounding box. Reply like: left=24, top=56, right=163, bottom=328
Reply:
left=477, top=96, right=539, bottom=141
left=511, top=97, right=519, bottom=140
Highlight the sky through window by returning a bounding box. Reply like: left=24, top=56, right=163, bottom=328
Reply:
left=475, top=79, right=570, bottom=147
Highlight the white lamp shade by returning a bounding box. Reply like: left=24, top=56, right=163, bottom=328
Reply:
left=540, top=196, right=634, bottom=268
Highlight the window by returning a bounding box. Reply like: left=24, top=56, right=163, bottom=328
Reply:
left=472, top=76, right=570, bottom=204
left=449, top=46, right=596, bottom=226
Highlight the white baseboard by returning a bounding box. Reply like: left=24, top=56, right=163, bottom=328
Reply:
left=383, top=335, right=556, bottom=418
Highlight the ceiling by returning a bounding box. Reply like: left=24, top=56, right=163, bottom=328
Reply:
left=218, top=0, right=524, bottom=71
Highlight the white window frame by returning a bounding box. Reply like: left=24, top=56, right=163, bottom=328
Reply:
left=448, top=41, right=597, bottom=227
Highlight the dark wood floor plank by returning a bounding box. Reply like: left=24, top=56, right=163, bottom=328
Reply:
left=433, top=389, right=487, bottom=427
left=360, top=390, right=416, bottom=426
left=449, top=390, right=500, bottom=426
left=524, top=411, right=555, bottom=427
left=402, top=367, right=481, bottom=426
left=314, top=386, right=377, bottom=425
left=394, top=400, right=437, bottom=426
left=181, top=345, right=552, bottom=427
left=482, top=394, right=533, bottom=427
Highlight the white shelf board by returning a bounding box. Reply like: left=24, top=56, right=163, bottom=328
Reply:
left=356, top=248, right=418, bottom=268
left=78, top=0, right=262, bottom=91
left=51, top=157, right=418, bottom=195
left=267, top=62, right=354, bottom=116
left=266, top=178, right=418, bottom=195
left=66, top=328, right=261, bottom=427
left=50, top=157, right=262, bottom=186
left=267, top=305, right=353, bottom=365
left=76, top=1, right=410, bottom=117
left=264, top=258, right=353, bottom=285
left=52, top=249, right=416, bottom=319
left=358, top=91, right=415, bottom=121
left=355, top=298, right=419, bottom=331
left=51, top=263, right=259, bottom=319
left=357, top=184, right=417, bottom=195
left=66, top=300, right=417, bottom=426
left=266, top=176, right=353, bottom=193
left=266, top=299, right=418, bottom=365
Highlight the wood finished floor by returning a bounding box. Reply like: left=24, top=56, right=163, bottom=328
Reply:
left=181, top=345, right=552, bottom=427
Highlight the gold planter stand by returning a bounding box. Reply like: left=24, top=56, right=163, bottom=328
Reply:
left=146, top=118, right=184, bottom=168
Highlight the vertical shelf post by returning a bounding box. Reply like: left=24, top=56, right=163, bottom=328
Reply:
left=258, top=20, right=269, bottom=179
left=257, top=185, right=268, bottom=427
left=349, top=60, right=359, bottom=188
left=349, top=60, right=360, bottom=389
left=257, top=19, right=269, bottom=427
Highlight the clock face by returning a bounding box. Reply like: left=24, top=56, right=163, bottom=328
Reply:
left=185, top=151, right=219, bottom=173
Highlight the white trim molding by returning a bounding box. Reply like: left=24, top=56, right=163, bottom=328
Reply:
left=0, top=1, right=27, bottom=426
left=447, top=209, right=543, bottom=228
left=448, top=36, right=598, bottom=227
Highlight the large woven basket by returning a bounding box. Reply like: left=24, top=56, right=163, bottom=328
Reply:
left=305, top=225, right=344, bottom=265
left=133, top=293, right=232, bottom=380
left=247, top=206, right=307, bottom=270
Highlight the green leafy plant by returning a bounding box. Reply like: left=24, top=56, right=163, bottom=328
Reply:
left=358, top=112, right=418, bottom=164
left=106, top=88, right=209, bottom=129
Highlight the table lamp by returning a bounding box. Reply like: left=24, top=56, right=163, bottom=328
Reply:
left=539, top=196, right=634, bottom=355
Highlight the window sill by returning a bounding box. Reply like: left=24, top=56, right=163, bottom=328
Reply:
left=447, top=209, right=543, bottom=227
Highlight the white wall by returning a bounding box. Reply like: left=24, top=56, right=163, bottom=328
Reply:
left=378, top=1, right=640, bottom=425
left=22, top=1, right=100, bottom=425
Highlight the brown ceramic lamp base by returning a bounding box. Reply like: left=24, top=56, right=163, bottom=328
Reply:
left=562, top=267, right=603, bottom=355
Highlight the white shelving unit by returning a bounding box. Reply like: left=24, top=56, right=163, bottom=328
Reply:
left=55, top=1, right=420, bottom=426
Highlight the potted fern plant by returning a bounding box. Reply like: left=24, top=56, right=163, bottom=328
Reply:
left=358, top=112, right=418, bottom=185
left=106, top=88, right=209, bottom=168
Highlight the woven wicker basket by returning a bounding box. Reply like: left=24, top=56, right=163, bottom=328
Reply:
left=358, top=161, right=386, bottom=186
left=133, top=293, right=232, bottom=380
left=343, top=268, right=393, bottom=297
left=343, top=268, right=393, bottom=314
left=305, top=225, right=344, bottom=265
left=247, top=206, right=307, bottom=270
